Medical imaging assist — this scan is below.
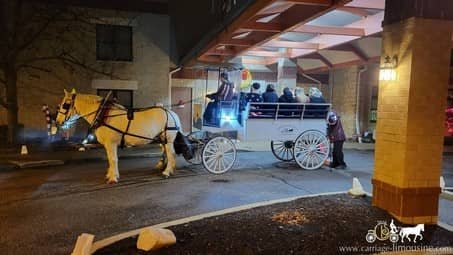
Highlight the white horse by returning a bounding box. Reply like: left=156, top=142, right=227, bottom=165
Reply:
left=399, top=224, right=424, bottom=243
left=56, top=89, right=182, bottom=183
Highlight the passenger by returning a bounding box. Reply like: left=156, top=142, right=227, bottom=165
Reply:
left=327, top=111, right=347, bottom=169
left=308, top=87, right=326, bottom=104
left=306, top=87, right=327, bottom=117
left=262, top=84, right=278, bottom=103
left=294, top=87, right=310, bottom=103
left=246, top=82, right=263, bottom=103
left=279, top=87, right=296, bottom=116
left=278, top=87, right=295, bottom=103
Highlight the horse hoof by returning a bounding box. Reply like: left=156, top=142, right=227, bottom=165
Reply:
left=106, top=179, right=118, bottom=184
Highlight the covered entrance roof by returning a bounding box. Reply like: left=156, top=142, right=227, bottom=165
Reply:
left=196, top=0, right=384, bottom=73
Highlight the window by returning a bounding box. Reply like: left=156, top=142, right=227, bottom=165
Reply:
left=97, top=89, right=133, bottom=108
left=96, top=24, right=133, bottom=61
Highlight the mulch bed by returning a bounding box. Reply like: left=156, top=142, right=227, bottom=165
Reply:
left=95, top=194, right=453, bottom=255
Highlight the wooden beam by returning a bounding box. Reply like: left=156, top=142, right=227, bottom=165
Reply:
left=244, top=50, right=291, bottom=58
left=198, top=55, right=223, bottom=63
left=197, top=0, right=279, bottom=61
left=301, top=56, right=381, bottom=73
left=293, top=24, right=365, bottom=36
left=262, top=40, right=319, bottom=49
left=242, top=57, right=278, bottom=65
left=206, top=48, right=236, bottom=56
left=328, top=44, right=368, bottom=61
left=345, top=0, right=385, bottom=10
left=303, top=52, right=333, bottom=67
left=241, top=22, right=284, bottom=32
left=219, top=39, right=254, bottom=47
left=337, top=6, right=370, bottom=17
left=279, top=0, right=332, bottom=6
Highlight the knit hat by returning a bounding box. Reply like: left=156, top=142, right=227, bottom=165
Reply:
left=252, top=82, right=260, bottom=90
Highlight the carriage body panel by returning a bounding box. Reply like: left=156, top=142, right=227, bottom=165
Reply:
left=242, top=118, right=327, bottom=142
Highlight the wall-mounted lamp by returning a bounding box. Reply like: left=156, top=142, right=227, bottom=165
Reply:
left=379, top=55, right=398, bottom=81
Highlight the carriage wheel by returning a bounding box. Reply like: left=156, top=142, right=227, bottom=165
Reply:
left=202, top=136, right=236, bottom=174
left=271, top=140, right=294, bottom=161
left=293, top=130, right=329, bottom=170
left=186, top=143, right=203, bottom=165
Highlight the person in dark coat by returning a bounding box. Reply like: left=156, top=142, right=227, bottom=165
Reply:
left=278, top=87, right=295, bottom=103
left=327, top=111, right=347, bottom=169
left=204, top=72, right=234, bottom=125
left=246, top=82, right=263, bottom=103
left=278, top=87, right=296, bottom=116
left=262, top=84, right=278, bottom=103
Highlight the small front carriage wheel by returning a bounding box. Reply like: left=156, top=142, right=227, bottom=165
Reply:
left=293, top=130, right=329, bottom=170
left=271, top=140, right=294, bottom=161
left=202, top=136, right=236, bottom=174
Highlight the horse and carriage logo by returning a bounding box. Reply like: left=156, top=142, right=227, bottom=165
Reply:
left=366, top=220, right=424, bottom=244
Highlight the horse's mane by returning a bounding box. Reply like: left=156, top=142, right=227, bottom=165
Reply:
left=77, top=94, right=103, bottom=104
left=77, top=93, right=126, bottom=110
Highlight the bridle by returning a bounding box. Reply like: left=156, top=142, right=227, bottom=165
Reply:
left=58, top=93, right=98, bottom=125
left=58, top=93, right=77, bottom=122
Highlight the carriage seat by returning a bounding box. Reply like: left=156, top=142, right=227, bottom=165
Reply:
left=248, top=103, right=330, bottom=119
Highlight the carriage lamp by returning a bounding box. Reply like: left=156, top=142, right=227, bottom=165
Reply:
left=379, top=55, right=397, bottom=81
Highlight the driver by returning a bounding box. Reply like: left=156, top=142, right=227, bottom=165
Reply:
left=204, top=72, right=234, bottom=125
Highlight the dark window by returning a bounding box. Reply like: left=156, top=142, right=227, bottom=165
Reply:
left=97, top=89, right=133, bottom=108
left=96, top=24, right=133, bottom=61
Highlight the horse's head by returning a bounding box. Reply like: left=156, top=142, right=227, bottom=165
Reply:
left=419, top=224, right=425, bottom=232
left=56, top=88, right=77, bottom=126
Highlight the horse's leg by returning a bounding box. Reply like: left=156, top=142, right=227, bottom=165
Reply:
left=105, top=143, right=119, bottom=184
left=155, top=143, right=167, bottom=171
left=162, top=142, right=176, bottom=177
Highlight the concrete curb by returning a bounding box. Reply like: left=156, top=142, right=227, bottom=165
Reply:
left=440, top=190, right=453, bottom=201
left=8, top=160, right=64, bottom=169
left=89, top=191, right=347, bottom=253
left=4, top=152, right=161, bottom=170
left=0, top=163, right=17, bottom=171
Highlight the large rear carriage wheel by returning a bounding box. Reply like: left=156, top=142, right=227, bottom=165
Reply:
left=202, top=136, right=236, bottom=174
left=293, top=130, right=329, bottom=170
left=271, top=140, right=294, bottom=161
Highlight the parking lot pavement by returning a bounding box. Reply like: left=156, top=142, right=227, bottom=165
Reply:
left=0, top=150, right=451, bottom=255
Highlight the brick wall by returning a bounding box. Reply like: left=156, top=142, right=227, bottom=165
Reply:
left=330, top=66, right=359, bottom=138
left=0, top=9, right=170, bottom=139
left=327, top=64, right=379, bottom=139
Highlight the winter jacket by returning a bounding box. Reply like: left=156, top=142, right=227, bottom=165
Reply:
left=327, top=118, right=346, bottom=142
left=278, top=88, right=295, bottom=103
left=262, top=92, right=278, bottom=103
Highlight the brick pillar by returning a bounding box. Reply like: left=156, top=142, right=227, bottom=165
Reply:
left=372, top=17, right=453, bottom=224
left=277, top=59, right=297, bottom=93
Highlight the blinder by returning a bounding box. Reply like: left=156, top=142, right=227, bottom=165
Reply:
left=59, top=93, right=77, bottom=121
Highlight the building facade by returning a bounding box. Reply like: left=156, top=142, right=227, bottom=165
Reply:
left=0, top=7, right=170, bottom=141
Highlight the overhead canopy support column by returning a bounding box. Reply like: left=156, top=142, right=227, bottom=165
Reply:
left=372, top=0, right=453, bottom=224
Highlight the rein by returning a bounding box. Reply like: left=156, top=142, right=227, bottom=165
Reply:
left=61, top=93, right=180, bottom=146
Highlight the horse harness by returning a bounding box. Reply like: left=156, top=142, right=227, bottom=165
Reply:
left=99, top=106, right=179, bottom=148
left=65, top=94, right=179, bottom=148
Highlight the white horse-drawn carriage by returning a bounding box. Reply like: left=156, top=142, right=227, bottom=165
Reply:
left=55, top=73, right=330, bottom=183
left=183, top=99, right=332, bottom=174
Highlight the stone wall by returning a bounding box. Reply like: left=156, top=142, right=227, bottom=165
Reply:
left=0, top=9, right=170, bottom=139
